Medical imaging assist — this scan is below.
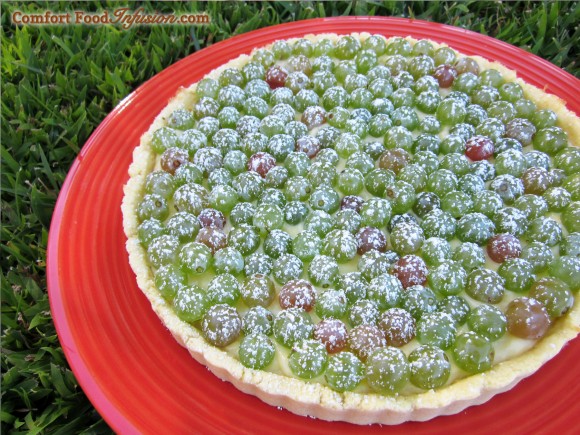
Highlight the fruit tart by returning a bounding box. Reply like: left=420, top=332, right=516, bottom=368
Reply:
left=122, top=32, right=580, bottom=424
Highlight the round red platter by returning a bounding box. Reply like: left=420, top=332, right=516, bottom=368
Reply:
left=47, top=17, right=580, bottom=434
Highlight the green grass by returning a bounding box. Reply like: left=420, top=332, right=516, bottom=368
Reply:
left=1, top=0, right=578, bottom=432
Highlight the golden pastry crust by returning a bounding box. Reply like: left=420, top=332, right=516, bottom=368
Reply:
left=122, top=32, right=580, bottom=424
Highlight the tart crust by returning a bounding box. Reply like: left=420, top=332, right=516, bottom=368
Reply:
left=122, top=33, right=580, bottom=424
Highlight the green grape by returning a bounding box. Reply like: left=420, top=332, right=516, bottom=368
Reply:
left=239, top=333, right=276, bottom=370
left=365, top=347, right=410, bottom=394
left=138, top=193, right=169, bottom=222
left=253, top=203, right=284, bottom=234
left=213, top=247, right=244, bottom=275
left=401, top=285, right=438, bottom=320
left=466, top=305, right=507, bottom=341
left=241, top=275, right=275, bottom=308
left=273, top=308, right=314, bottom=347
left=421, top=237, right=452, bottom=266
left=521, top=241, right=554, bottom=272
left=367, top=274, right=403, bottom=311
left=348, top=300, right=379, bottom=327
left=325, top=352, right=364, bottom=392
left=273, top=254, right=304, bottom=285
left=465, top=268, right=504, bottom=304
left=390, top=222, right=425, bottom=255
left=315, top=289, right=348, bottom=319
left=360, top=198, right=392, bottom=228
left=321, top=229, right=358, bottom=263
left=309, top=186, right=340, bottom=214
left=154, top=264, right=186, bottom=300
left=529, top=278, right=574, bottom=318
left=436, top=99, right=466, bottom=125
left=497, top=258, right=535, bottom=293
left=453, top=242, right=485, bottom=271
left=173, top=284, right=209, bottom=323
left=437, top=295, right=471, bottom=326
left=456, top=213, right=495, bottom=245
left=548, top=256, right=580, bottom=292
left=289, top=339, right=328, bottom=379
left=242, top=306, right=274, bottom=336
left=428, top=262, right=467, bottom=296
left=416, top=312, right=457, bottom=349
left=452, top=332, right=494, bottom=374
left=138, top=218, right=165, bottom=248
left=207, top=273, right=240, bottom=306
left=409, top=345, right=451, bottom=390
left=178, top=241, right=212, bottom=275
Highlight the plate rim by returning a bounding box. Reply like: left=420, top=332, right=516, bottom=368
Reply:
left=47, top=16, right=580, bottom=433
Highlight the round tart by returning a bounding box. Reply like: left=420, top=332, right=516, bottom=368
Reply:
left=122, top=32, right=580, bottom=424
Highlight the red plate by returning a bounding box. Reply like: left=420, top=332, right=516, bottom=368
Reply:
left=48, top=17, right=580, bottom=434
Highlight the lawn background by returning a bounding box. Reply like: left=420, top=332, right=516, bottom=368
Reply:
left=1, top=1, right=578, bottom=433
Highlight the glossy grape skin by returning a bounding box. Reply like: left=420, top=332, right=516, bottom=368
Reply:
left=433, top=64, right=457, bottom=88
left=315, top=289, right=348, bottom=320
left=138, top=193, right=169, bottom=222
left=178, top=241, right=212, bottom=275
left=467, top=305, right=507, bottom=341
left=365, top=347, right=410, bottom=394
left=173, top=284, right=209, bottom=323
left=416, top=312, right=457, bottom=349
left=506, top=297, right=551, bottom=339
left=428, top=262, right=467, bottom=296
left=243, top=253, right=273, bottom=278
left=240, top=274, right=275, bottom=308
left=409, top=345, right=451, bottom=390
left=437, top=296, right=471, bottom=326
left=452, top=332, right=494, bottom=374
left=227, top=225, right=260, bottom=257
left=465, top=269, right=505, bottom=304
left=273, top=308, right=313, bottom=347
left=391, top=255, right=428, bottom=289
left=289, top=339, right=328, bottom=379
left=533, top=126, right=568, bottom=155
left=544, top=187, right=572, bottom=212
left=207, top=274, right=241, bottom=306
left=498, top=258, right=535, bottom=293
left=278, top=279, right=314, bottom=312
left=420, top=210, right=456, bottom=241
left=138, top=218, right=165, bottom=248
left=321, top=229, right=358, bottom=263
left=375, top=308, right=415, bottom=347
left=526, top=217, right=563, bottom=247
left=201, top=304, right=242, bottom=347
left=263, top=229, right=292, bottom=259
left=401, top=285, right=438, bottom=320
left=390, top=222, right=425, bottom=255
left=325, top=352, right=364, bottom=392
left=529, top=278, right=574, bottom=319
left=348, top=325, right=386, bottom=362
left=562, top=202, right=580, bottom=233
left=314, top=319, right=348, bottom=353
left=456, top=213, right=495, bottom=245
left=213, top=247, right=244, bottom=276
left=487, top=234, right=522, bottom=263
left=154, top=264, right=186, bottom=300
left=548, top=256, right=580, bottom=292
left=421, top=237, right=452, bottom=266
left=273, top=254, right=304, bottom=285
left=367, top=274, right=403, bottom=311
left=239, top=333, right=276, bottom=369
left=242, top=306, right=274, bottom=336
